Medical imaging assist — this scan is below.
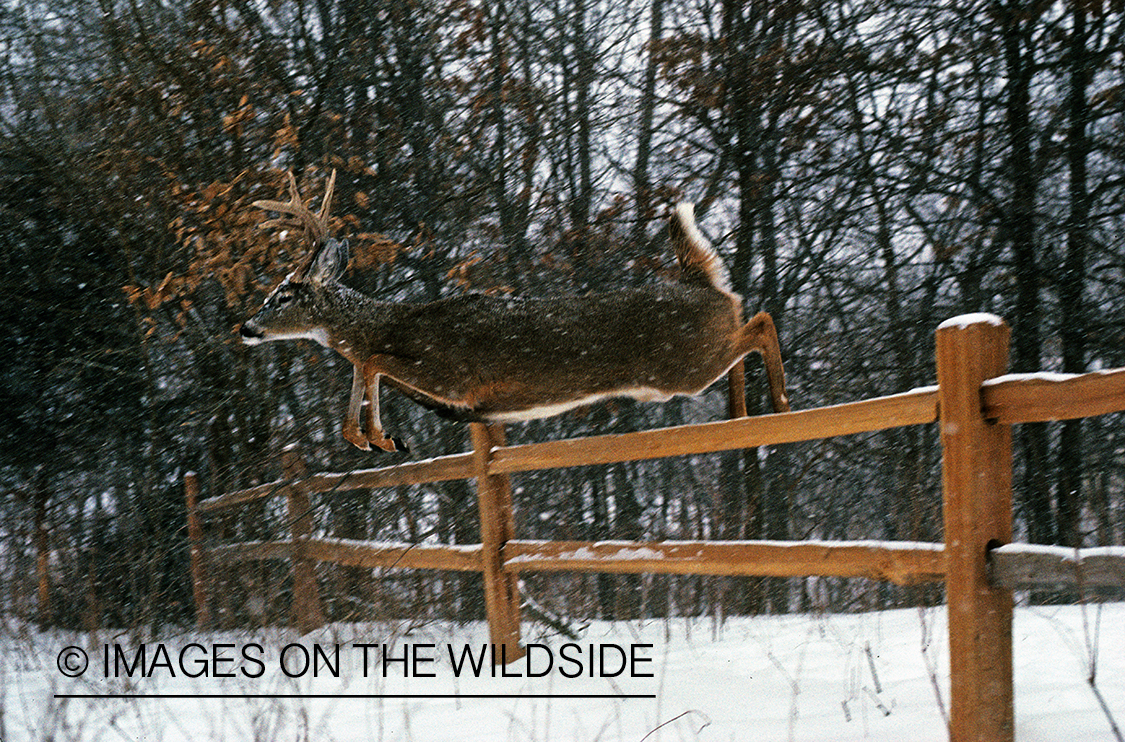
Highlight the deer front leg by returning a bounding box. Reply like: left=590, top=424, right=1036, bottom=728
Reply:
left=342, top=365, right=371, bottom=450
left=362, top=363, right=408, bottom=453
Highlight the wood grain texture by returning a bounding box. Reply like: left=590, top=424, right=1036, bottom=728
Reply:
left=283, top=448, right=326, bottom=634
left=490, top=386, right=939, bottom=474
left=989, top=543, right=1125, bottom=589
left=936, top=316, right=1013, bottom=742
left=982, top=367, right=1125, bottom=423
left=472, top=423, right=524, bottom=662
left=184, top=473, right=212, bottom=629
left=200, top=453, right=475, bottom=513
left=303, top=538, right=482, bottom=572
left=503, top=540, right=946, bottom=585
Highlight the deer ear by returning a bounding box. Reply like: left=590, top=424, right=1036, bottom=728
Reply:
left=308, top=238, right=349, bottom=284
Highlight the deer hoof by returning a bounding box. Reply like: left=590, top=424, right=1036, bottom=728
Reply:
left=371, top=435, right=407, bottom=453
left=343, top=429, right=371, bottom=450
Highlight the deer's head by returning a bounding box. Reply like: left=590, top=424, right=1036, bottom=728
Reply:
left=239, top=171, right=346, bottom=347
left=239, top=237, right=348, bottom=346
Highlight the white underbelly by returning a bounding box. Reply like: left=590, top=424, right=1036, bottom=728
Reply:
left=487, top=386, right=675, bottom=423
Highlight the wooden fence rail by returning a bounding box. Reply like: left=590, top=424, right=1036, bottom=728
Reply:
left=989, top=544, right=1125, bottom=589
left=185, top=314, right=1125, bottom=742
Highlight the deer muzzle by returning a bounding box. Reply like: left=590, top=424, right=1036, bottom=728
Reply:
left=239, top=322, right=264, bottom=344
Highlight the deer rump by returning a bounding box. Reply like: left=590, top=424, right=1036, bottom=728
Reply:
left=367, top=282, right=743, bottom=425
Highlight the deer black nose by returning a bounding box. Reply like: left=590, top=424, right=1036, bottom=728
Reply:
left=239, top=323, right=263, bottom=341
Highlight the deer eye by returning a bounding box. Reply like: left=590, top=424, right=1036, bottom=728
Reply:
left=277, top=291, right=294, bottom=305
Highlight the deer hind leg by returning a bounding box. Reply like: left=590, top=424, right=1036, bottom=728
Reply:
left=360, top=364, right=408, bottom=453
left=734, top=311, right=790, bottom=413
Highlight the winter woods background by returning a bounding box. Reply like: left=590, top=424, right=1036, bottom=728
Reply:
left=1, top=0, right=1123, bottom=630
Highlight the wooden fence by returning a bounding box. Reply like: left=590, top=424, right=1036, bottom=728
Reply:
left=185, top=314, right=1125, bottom=742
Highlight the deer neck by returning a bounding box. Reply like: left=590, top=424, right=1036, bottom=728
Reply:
left=317, top=284, right=402, bottom=364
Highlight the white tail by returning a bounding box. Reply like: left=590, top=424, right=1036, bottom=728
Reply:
left=240, top=172, right=790, bottom=452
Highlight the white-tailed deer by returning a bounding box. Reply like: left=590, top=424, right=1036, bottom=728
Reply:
left=240, top=171, right=790, bottom=452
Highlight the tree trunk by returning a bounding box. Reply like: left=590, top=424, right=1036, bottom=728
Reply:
left=1056, top=6, right=1091, bottom=549
left=1001, top=1, right=1053, bottom=546
left=632, top=0, right=664, bottom=247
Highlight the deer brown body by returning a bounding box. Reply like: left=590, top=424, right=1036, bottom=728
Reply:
left=240, top=172, right=789, bottom=451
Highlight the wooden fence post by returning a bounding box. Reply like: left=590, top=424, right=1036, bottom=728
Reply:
left=282, top=446, right=326, bottom=633
left=33, top=492, right=51, bottom=628
left=727, top=360, right=748, bottom=418
left=936, top=314, right=1014, bottom=742
left=184, top=472, right=212, bottom=630
left=471, top=422, right=524, bottom=663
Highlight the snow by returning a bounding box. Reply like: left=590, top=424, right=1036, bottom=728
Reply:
left=4, top=603, right=1123, bottom=741
left=992, top=543, right=1125, bottom=560
left=936, top=313, right=1005, bottom=330
left=320, top=538, right=483, bottom=555
left=982, top=372, right=1079, bottom=385
left=506, top=545, right=669, bottom=563
left=989, top=368, right=1124, bottom=382
left=504, top=540, right=945, bottom=566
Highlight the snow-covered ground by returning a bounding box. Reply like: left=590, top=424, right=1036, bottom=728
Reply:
left=3, top=603, right=1122, bottom=741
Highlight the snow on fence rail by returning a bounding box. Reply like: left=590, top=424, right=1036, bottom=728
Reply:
left=184, top=314, right=1125, bottom=742
left=989, top=543, right=1125, bottom=589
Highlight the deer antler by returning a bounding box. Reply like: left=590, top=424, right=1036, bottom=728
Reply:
left=253, top=169, right=337, bottom=245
